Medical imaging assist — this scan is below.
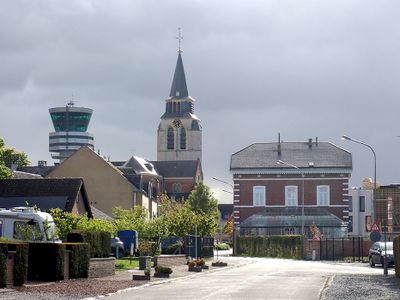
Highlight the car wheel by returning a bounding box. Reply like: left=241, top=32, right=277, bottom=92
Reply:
left=369, top=257, right=375, bottom=267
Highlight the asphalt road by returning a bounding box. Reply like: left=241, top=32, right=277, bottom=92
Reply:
left=102, top=257, right=393, bottom=300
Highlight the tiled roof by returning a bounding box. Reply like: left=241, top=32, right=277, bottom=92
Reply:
left=0, top=178, right=92, bottom=217
left=17, top=166, right=57, bottom=177
left=151, top=160, right=199, bottom=178
left=230, top=142, right=352, bottom=171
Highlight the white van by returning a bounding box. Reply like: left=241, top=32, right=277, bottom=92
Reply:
left=0, top=207, right=58, bottom=242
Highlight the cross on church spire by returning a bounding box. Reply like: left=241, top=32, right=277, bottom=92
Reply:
left=176, top=27, right=183, bottom=53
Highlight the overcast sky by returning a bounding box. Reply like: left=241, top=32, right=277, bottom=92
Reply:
left=1, top=0, right=400, bottom=203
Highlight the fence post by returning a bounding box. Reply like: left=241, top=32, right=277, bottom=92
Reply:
left=361, top=237, right=364, bottom=263
left=342, top=238, right=344, bottom=260
left=332, top=238, right=335, bottom=261
left=352, top=237, right=355, bottom=262
left=325, top=237, right=328, bottom=260
left=320, top=239, right=322, bottom=260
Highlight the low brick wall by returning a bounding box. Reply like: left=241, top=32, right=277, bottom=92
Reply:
left=154, top=255, right=187, bottom=267
left=88, top=257, right=115, bottom=278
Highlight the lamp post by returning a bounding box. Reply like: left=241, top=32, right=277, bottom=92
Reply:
left=212, top=177, right=236, bottom=255
left=212, top=177, right=234, bottom=189
left=277, top=160, right=305, bottom=235
left=341, top=135, right=384, bottom=274
left=341, top=135, right=376, bottom=222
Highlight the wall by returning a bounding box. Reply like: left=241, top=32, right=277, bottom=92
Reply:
left=47, top=147, right=135, bottom=216
left=233, top=173, right=349, bottom=223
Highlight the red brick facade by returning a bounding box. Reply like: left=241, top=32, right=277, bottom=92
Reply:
left=233, top=173, right=349, bottom=224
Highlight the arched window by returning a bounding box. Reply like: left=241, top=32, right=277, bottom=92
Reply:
left=180, top=127, right=186, bottom=149
left=167, top=127, right=174, bottom=149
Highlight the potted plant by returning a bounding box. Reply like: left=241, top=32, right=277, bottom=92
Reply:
left=196, top=258, right=209, bottom=270
left=132, top=266, right=151, bottom=281
left=188, top=260, right=202, bottom=272
left=154, top=265, right=173, bottom=278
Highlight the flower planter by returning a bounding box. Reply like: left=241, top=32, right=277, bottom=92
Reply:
left=211, top=261, right=228, bottom=267
left=188, top=266, right=202, bottom=272
left=154, top=272, right=170, bottom=278
left=132, top=274, right=151, bottom=281
left=139, top=256, right=152, bottom=270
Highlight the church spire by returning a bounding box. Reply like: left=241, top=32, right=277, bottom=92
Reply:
left=169, top=28, right=189, bottom=99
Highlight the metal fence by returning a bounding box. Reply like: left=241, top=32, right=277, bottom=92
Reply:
left=303, top=237, right=373, bottom=261
left=184, top=235, right=214, bottom=258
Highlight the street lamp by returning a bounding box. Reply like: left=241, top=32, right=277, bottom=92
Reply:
left=212, top=177, right=234, bottom=189
left=341, top=135, right=376, bottom=221
left=341, top=135, right=382, bottom=273
left=276, top=160, right=305, bottom=235
left=212, top=177, right=236, bottom=255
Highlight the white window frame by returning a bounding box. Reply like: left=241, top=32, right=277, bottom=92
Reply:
left=317, top=185, right=330, bottom=206
left=285, top=186, right=298, bottom=206
left=253, top=186, right=265, bottom=207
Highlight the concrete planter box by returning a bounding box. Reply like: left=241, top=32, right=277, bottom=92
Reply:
left=211, top=261, right=228, bottom=267
left=139, top=256, right=152, bottom=270
left=132, top=274, right=151, bottom=281
left=154, top=272, right=170, bottom=278
left=201, top=265, right=209, bottom=270
left=188, top=266, right=202, bottom=272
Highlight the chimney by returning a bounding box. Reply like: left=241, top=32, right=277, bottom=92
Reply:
left=315, top=137, right=318, bottom=146
left=38, top=160, right=47, bottom=167
left=277, top=133, right=282, bottom=156
left=308, top=138, right=312, bottom=148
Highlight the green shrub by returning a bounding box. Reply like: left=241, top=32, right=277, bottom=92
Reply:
left=67, top=231, right=111, bottom=258
left=214, top=243, right=230, bottom=250
left=12, top=242, right=29, bottom=286
left=0, top=244, right=7, bottom=288
left=0, top=242, right=29, bottom=287
left=28, top=242, right=65, bottom=281
left=65, top=243, right=90, bottom=279
left=237, top=235, right=302, bottom=259
left=394, top=236, right=400, bottom=278
left=165, top=241, right=183, bottom=254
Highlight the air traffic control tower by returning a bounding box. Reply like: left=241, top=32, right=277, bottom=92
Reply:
left=49, top=101, right=94, bottom=163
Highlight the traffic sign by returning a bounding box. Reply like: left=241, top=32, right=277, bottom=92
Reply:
left=371, top=222, right=380, bottom=232
left=370, top=231, right=381, bottom=242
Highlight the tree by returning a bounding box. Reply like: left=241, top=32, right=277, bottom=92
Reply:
left=0, top=138, right=30, bottom=179
left=186, top=182, right=219, bottom=218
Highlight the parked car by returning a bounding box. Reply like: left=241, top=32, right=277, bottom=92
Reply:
left=368, top=241, right=394, bottom=267
left=111, top=237, right=125, bottom=258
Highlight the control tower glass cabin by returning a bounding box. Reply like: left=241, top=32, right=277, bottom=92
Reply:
left=49, top=102, right=94, bottom=163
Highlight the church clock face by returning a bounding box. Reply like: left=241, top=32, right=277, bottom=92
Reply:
left=172, top=119, right=182, bottom=128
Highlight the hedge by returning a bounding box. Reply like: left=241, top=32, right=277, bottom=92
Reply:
left=394, top=236, right=400, bottom=278
left=65, top=242, right=90, bottom=279
left=28, top=242, right=65, bottom=281
left=67, top=230, right=111, bottom=258
left=237, top=235, right=303, bottom=259
left=0, top=244, right=7, bottom=288
left=0, top=242, right=29, bottom=287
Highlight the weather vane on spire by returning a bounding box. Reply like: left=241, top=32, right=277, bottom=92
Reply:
left=176, top=27, right=183, bottom=53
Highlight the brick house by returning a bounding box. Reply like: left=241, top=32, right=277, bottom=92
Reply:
left=230, top=138, right=352, bottom=238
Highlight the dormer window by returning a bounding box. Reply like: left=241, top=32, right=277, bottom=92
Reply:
left=176, top=91, right=180, bottom=97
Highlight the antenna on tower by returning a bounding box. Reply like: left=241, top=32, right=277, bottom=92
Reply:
left=176, top=27, right=183, bottom=53
left=67, top=93, right=76, bottom=107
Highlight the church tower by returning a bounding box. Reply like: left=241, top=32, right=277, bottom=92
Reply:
left=157, top=36, right=202, bottom=162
